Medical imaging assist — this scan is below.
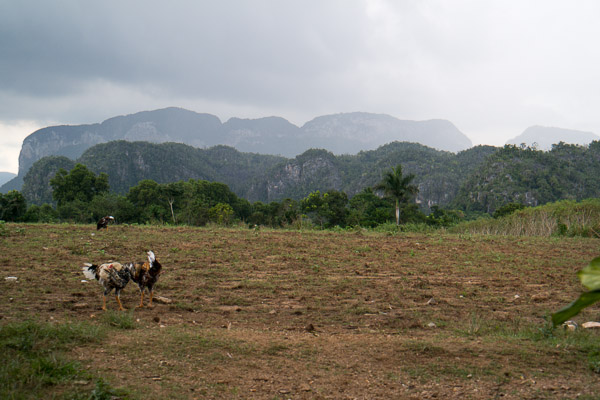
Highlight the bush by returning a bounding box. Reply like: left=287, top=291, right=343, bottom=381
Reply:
left=23, top=204, right=59, bottom=223
left=493, top=202, right=527, bottom=219
left=209, top=203, right=235, bottom=225
left=451, top=198, right=600, bottom=237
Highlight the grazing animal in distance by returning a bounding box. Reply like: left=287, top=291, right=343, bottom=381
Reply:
left=82, top=261, right=134, bottom=311
left=127, top=251, right=163, bottom=308
left=97, top=216, right=115, bottom=230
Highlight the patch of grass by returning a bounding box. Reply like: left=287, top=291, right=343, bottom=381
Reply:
left=171, top=301, right=197, bottom=312
left=218, top=294, right=251, bottom=306
left=0, top=319, right=104, bottom=352
left=402, top=340, right=448, bottom=356
left=158, top=329, right=257, bottom=365
left=344, top=303, right=376, bottom=315
left=195, top=335, right=256, bottom=357
left=439, top=364, right=495, bottom=379
left=0, top=319, right=127, bottom=399
left=263, top=343, right=290, bottom=356
left=549, top=330, right=600, bottom=374
left=354, top=246, right=372, bottom=254
left=456, top=313, right=600, bottom=375
left=100, top=310, right=137, bottom=329
left=89, top=378, right=130, bottom=400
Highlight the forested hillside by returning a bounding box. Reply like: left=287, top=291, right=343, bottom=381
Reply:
left=76, top=141, right=286, bottom=197
left=22, top=141, right=497, bottom=208
left=21, top=156, right=76, bottom=205
left=452, top=142, right=600, bottom=213
left=21, top=139, right=600, bottom=215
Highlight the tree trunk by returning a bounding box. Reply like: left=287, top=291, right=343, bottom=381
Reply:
left=395, top=199, right=400, bottom=225
left=168, top=198, right=176, bottom=224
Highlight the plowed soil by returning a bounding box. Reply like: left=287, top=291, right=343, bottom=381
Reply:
left=2, top=223, right=600, bottom=399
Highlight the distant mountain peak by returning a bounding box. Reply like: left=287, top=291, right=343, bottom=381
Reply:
left=301, top=112, right=472, bottom=152
left=506, top=126, right=600, bottom=150
left=0, top=172, right=16, bottom=187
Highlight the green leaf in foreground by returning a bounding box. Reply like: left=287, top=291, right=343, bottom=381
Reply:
left=552, top=290, right=600, bottom=327
left=578, top=256, right=600, bottom=290
left=552, top=256, right=600, bottom=327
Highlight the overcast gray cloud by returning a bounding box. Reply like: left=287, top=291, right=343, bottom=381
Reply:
left=2, top=0, right=600, bottom=172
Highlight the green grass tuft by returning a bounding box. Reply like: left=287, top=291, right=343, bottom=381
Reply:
left=0, top=319, right=129, bottom=399
left=99, top=310, right=137, bottom=330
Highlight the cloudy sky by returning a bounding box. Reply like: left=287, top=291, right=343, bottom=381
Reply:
left=1, top=0, right=600, bottom=173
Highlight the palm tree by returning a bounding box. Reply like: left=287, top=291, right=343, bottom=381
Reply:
left=374, top=165, right=419, bottom=225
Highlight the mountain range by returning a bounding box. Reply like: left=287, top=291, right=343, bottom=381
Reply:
left=1, top=107, right=472, bottom=192
left=4, top=107, right=600, bottom=210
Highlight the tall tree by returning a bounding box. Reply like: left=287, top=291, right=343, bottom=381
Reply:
left=374, top=165, right=419, bottom=225
left=50, top=164, right=109, bottom=206
left=0, top=190, right=27, bottom=222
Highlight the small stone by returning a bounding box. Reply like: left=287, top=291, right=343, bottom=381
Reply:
left=153, top=296, right=172, bottom=304
left=582, top=321, right=600, bottom=329
left=299, top=384, right=311, bottom=392
left=531, top=292, right=550, bottom=302
left=427, top=322, right=437, bottom=328
left=563, top=321, right=578, bottom=331
left=5, top=276, right=17, bottom=281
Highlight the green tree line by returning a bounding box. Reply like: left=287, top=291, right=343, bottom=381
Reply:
left=1, top=163, right=461, bottom=229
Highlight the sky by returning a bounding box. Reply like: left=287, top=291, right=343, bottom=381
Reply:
left=2, top=0, right=600, bottom=173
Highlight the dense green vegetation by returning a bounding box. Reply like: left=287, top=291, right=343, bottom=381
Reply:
left=7, top=139, right=600, bottom=236
left=21, top=140, right=498, bottom=207
left=450, top=199, right=600, bottom=237
left=2, top=162, right=444, bottom=229
left=453, top=142, right=600, bottom=213
left=8, top=162, right=600, bottom=238
left=23, top=140, right=600, bottom=216
left=21, top=155, right=75, bottom=205
left=77, top=141, right=286, bottom=198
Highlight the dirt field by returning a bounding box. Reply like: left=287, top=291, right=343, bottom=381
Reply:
left=2, top=223, right=600, bottom=399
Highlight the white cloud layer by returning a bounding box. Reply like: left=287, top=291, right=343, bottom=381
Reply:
left=2, top=0, right=600, bottom=172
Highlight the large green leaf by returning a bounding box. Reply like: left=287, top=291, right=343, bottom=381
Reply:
left=578, top=256, right=600, bottom=290
left=552, top=290, right=600, bottom=327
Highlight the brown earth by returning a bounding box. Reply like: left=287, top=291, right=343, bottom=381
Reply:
left=1, top=223, right=600, bottom=399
